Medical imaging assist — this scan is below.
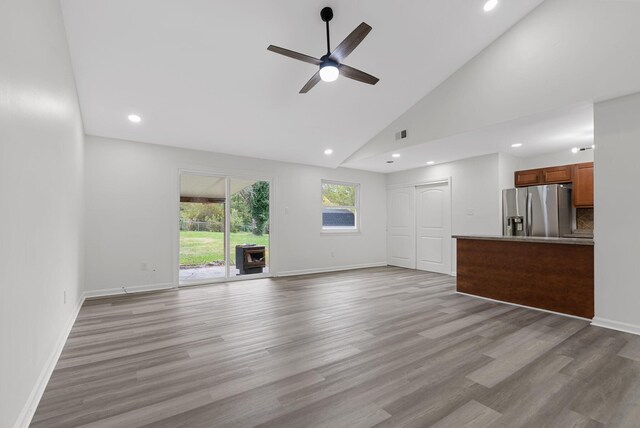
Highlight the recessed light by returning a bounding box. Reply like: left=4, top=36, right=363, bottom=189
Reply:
left=571, top=147, right=579, bottom=154
left=324, top=149, right=333, bottom=155
left=392, top=153, right=401, bottom=158
left=511, top=143, right=523, bottom=148
left=426, top=161, right=435, bottom=165
left=484, top=0, right=498, bottom=12
left=128, top=114, right=141, bottom=123
left=591, top=144, right=596, bottom=149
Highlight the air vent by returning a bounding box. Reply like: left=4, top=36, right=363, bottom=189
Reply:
left=395, top=130, right=407, bottom=140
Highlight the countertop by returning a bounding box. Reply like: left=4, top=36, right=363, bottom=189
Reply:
left=453, top=234, right=594, bottom=246
left=563, top=232, right=594, bottom=239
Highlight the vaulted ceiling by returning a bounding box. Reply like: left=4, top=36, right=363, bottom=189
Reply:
left=60, top=0, right=543, bottom=168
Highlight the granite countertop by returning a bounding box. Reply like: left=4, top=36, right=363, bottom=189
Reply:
left=563, top=232, right=594, bottom=239
left=453, top=234, right=594, bottom=246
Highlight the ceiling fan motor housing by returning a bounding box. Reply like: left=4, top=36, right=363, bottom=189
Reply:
left=320, top=58, right=339, bottom=70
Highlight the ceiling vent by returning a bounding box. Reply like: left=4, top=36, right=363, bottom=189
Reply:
left=395, top=130, right=407, bottom=140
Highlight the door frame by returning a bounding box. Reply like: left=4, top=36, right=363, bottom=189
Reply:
left=175, top=168, right=276, bottom=287
left=387, top=177, right=454, bottom=276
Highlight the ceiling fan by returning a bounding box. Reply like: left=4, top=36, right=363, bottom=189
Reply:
left=267, top=7, right=379, bottom=94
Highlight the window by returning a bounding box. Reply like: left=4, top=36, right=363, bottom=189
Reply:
left=321, top=180, right=359, bottom=232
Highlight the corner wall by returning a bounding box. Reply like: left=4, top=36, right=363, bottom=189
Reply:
left=0, top=1, right=85, bottom=426
left=593, top=91, right=640, bottom=334
left=83, top=136, right=387, bottom=294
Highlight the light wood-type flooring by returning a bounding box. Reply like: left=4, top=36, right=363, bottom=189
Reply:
left=32, top=267, right=640, bottom=427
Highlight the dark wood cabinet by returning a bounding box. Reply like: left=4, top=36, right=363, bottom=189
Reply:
left=515, top=169, right=542, bottom=187
left=514, top=163, right=594, bottom=207
left=542, top=165, right=573, bottom=184
left=573, top=162, right=594, bottom=208
left=516, top=165, right=574, bottom=187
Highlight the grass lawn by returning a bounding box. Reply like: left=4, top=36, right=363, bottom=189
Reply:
left=180, top=231, right=269, bottom=266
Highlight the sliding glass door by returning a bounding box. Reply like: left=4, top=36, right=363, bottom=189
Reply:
left=179, top=172, right=270, bottom=285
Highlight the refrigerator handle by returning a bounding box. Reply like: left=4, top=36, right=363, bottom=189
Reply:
left=526, top=191, right=532, bottom=236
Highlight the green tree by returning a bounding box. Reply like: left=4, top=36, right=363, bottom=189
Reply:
left=249, top=182, right=269, bottom=236
left=180, top=202, right=224, bottom=231
left=229, top=181, right=270, bottom=235
left=322, top=183, right=355, bottom=207
left=230, top=191, right=252, bottom=233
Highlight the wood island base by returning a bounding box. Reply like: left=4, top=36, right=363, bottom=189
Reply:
left=456, top=237, right=594, bottom=319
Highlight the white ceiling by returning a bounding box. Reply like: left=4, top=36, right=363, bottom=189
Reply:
left=343, top=104, right=594, bottom=173
left=60, top=0, right=543, bottom=169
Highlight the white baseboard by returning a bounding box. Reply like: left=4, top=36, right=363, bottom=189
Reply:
left=456, top=292, right=592, bottom=322
left=14, top=292, right=86, bottom=428
left=277, top=262, right=387, bottom=277
left=591, top=317, right=640, bottom=336
left=84, top=282, right=175, bottom=299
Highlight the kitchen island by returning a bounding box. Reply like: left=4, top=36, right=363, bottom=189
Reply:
left=454, top=235, right=594, bottom=318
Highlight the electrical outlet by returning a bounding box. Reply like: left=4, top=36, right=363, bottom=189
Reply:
left=141, top=262, right=148, bottom=271
left=330, top=251, right=335, bottom=258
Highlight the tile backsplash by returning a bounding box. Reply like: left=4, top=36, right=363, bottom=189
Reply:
left=576, top=208, right=594, bottom=231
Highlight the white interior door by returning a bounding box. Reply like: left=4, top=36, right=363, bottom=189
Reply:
left=416, top=182, right=451, bottom=274
left=387, top=187, right=416, bottom=268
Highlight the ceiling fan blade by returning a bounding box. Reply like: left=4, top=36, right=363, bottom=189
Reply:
left=330, top=22, right=372, bottom=63
left=267, top=45, right=322, bottom=66
left=300, top=71, right=322, bottom=94
left=338, top=64, right=379, bottom=85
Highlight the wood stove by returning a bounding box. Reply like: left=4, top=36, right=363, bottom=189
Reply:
left=235, top=245, right=266, bottom=275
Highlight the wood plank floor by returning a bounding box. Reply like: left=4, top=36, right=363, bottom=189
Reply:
left=32, top=267, right=640, bottom=427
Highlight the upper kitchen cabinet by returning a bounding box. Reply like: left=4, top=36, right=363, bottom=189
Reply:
left=573, top=162, right=594, bottom=207
left=515, top=169, right=542, bottom=187
left=515, top=164, right=575, bottom=187
left=542, top=165, right=573, bottom=184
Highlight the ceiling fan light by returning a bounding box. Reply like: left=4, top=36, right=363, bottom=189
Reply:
left=319, top=62, right=339, bottom=82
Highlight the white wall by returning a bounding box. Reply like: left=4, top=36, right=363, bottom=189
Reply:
left=519, top=148, right=594, bottom=170
left=0, top=1, right=85, bottom=427
left=351, top=0, right=640, bottom=162
left=387, top=154, right=503, bottom=274
left=498, top=153, right=521, bottom=190
left=387, top=154, right=502, bottom=236
left=84, top=136, right=387, bottom=293
left=593, top=91, right=640, bottom=334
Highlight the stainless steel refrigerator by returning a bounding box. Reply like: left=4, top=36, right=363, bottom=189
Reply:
left=502, top=184, right=572, bottom=237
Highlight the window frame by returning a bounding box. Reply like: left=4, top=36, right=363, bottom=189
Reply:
left=320, top=180, right=361, bottom=234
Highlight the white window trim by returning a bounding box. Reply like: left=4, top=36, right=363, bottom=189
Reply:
left=321, top=180, right=361, bottom=234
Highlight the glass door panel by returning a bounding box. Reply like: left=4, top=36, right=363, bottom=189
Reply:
left=229, top=178, right=270, bottom=277
left=179, top=174, right=227, bottom=284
